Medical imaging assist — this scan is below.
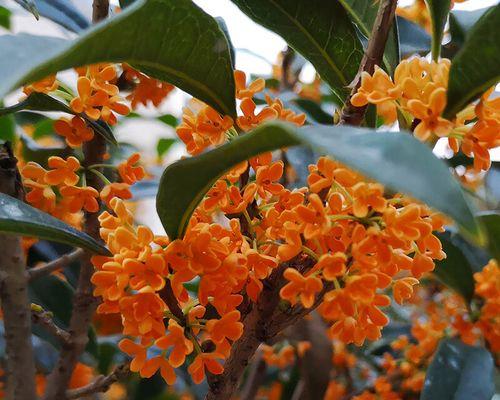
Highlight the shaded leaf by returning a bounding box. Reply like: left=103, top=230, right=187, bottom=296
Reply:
left=421, top=338, right=494, bottom=400
left=20, top=134, right=71, bottom=167
left=157, top=122, right=481, bottom=241
left=13, top=0, right=39, bottom=19
left=33, top=118, right=55, bottom=139
left=0, top=193, right=109, bottom=255
left=478, top=211, right=500, bottom=261
left=0, top=0, right=236, bottom=117
left=444, top=5, right=500, bottom=118
left=397, top=16, right=431, bottom=57
left=424, top=0, right=451, bottom=60
left=216, top=17, right=235, bottom=69
left=449, top=7, right=490, bottom=47
left=32, top=0, right=90, bottom=33
left=434, top=232, right=474, bottom=302
left=0, top=93, right=116, bottom=145
left=229, top=0, right=363, bottom=101
left=0, top=113, right=16, bottom=143
left=338, top=0, right=399, bottom=71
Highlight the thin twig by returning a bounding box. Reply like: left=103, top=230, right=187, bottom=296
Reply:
left=28, top=248, right=84, bottom=281
left=66, top=364, right=130, bottom=399
left=32, top=307, right=71, bottom=345
left=339, top=0, right=398, bottom=126
left=159, top=279, right=186, bottom=324
left=42, top=3, right=109, bottom=398
left=0, top=143, right=37, bottom=399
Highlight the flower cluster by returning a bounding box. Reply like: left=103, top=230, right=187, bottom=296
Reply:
left=351, top=57, right=500, bottom=171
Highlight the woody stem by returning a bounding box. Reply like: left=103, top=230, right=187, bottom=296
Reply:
left=339, top=0, right=398, bottom=126
left=42, top=2, right=110, bottom=399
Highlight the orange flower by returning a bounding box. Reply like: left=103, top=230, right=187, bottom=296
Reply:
left=118, top=153, right=145, bottom=184
left=393, top=277, right=419, bottom=304
left=254, top=161, right=284, bottom=198
left=70, top=76, right=107, bottom=120
left=87, top=63, right=119, bottom=95
left=22, top=162, right=56, bottom=212
left=100, top=182, right=132, bottom=206
left=351, top=182, right=386, bottom=218
left=60, top=185, right=99, bottom=213
left=187, top=352, right=224, bottom=384
left=237, top=98, right=278, bottom=131
left=45, top=156, right=81, bottom=186
left=156, top=320, right=194, bottom=367
left=196, top=106, right=233, bottom=146
left=206, top=310, right=244, bottom=344
left=54, top=116, right=94, bottom=148
left=100, top=94, right=130, bottom=125
left=280, top=268, right=323, bottom=308
left=295, top=193, right=330, bottom=239
left=139, top=356, right=176, bottom=384
left=23, top=75, right=58, bottom=95
left=315, top=252, right=346, bottom=281
left=235, top=70, right=265, bottom=99
left=119, top=339, right=148, bottom=372
left=246, top=249, right=278, bottom=280
left=123, top=252, right=166, bottom=291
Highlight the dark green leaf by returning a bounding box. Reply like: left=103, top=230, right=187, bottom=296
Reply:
left=449, top=7, right=490, bottom=47
left=338, top=0, right=399, bottom=71
left=0, top=0, right=236, bottom=117
left=119, top=0, right=137, bottom=8
left=157, top=114, right=178, bottom=128
left=229, top=0, right=363, bottom=101
left=421, top=338, right=494, bottom=400
left=424, top=0, right=451, bottom=60
left=157, top=122, right=481, bottom=241
left=156, top=138, right=177, bottom=158
left=444, top=5, right=500, bottom=119
left=434, top=232, right=475, bottom=302
left=0, top=93, right=117, bottom=145
left=291, top=98, right=332, bottom=125
left=0, top=193, right=109, bottom=255
left=0, top=6, right=12, bottom=30
left=32, top=0, right=90, bottom=33
left=13, top=0, right=40, bottom=19
left=216, top=17, right=235, bottom=69
left=0, top=114, right=16, bottom=143
left=30, top=275, right=74, bottom=327
left=478, top=212, right=500, bottom=261
left=397, top=16, right=431, bottom=57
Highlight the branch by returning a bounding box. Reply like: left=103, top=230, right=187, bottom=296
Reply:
left=43, top=5, right=109, bottom=398
left=28, top=249, right=84, bottom=281
left=339, top=0, right=398, bottom=126
left=240, top=349, right=266, bottom=400
left=0, top=143, right=37, bottom=399
left=159, top=279, right=186, bottom=324
left=66, top=364, right=130, bottom=399
left=32, top=306, right=71, bottom=346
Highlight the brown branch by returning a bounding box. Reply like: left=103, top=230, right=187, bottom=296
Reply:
left=66, top=364, right=130, bottom=399
left=28, top=248, right=84, bottom=281
left=240, top=349, right=266, bottom=400
left=32, top=307, right=71, bottom=346
left=0, top=143, right=37, bottom=399
left=159, top=279, right=186, bottom=324
left=339, top=0, right=398, bottom=126
left=43, top=4, right=109, bottom=398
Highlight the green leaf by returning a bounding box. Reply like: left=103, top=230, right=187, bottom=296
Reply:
left=444, top=5, right=500, bottom=119
left=434, top=232, right=475, bottom=303
left=0, top=193, right=109, bottom=255
left=216, top=17, right=235, bottom=69
left=229, top=0, right=363, bottom=101
left=0, top=93, right=116, bottom=145
left=397, top=16, right=431, bottom=57
left=156, top=138, right=177, bottom=158
left=478, top=212, right=500, bottom=261
left=32, top=118, right=55, bottom=139
left=157, top=114, right=178, bottom=128
left=421, top=338, right=494, bottom=400
left=449, top=7, right=490, bottom=47
left=0, top=113, right=16, bottom=143
left=338, top=0, right=399, bottom=72
left=156, top=122, right=481, bottom=241
left=424, top=0, right=451, bottom=61
left=0, top=0, right=236, bottom=117
left=13, top=0, right=40, bottom=19
left=0, top=6, right=12, bottom=30
left=32, top=0, right=90, bottom=33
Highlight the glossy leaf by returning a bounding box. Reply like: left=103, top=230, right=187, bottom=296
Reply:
left=338, top=0, right=399, bottom=71
left=444, top=5, right=500, bottom=118
left=397, top=16, right=431, bottom=57
left=424, top=0, right=451, bottom=60
left=478, top=211, right=500, bottom=261
left=157, top=122, right=481, bottom=241
left=434, top=232, right=474, bottom=302
left=0, top=93, right=116, bottom=145
left=0, top=0, right=236, bottom=117
left=0, top=193, right=109, bottom=255
left=421, top=338, right=494, bottom=400
left=229, top=0, right=363, bottom=101
left=32, top=0, right=90, bottom=33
